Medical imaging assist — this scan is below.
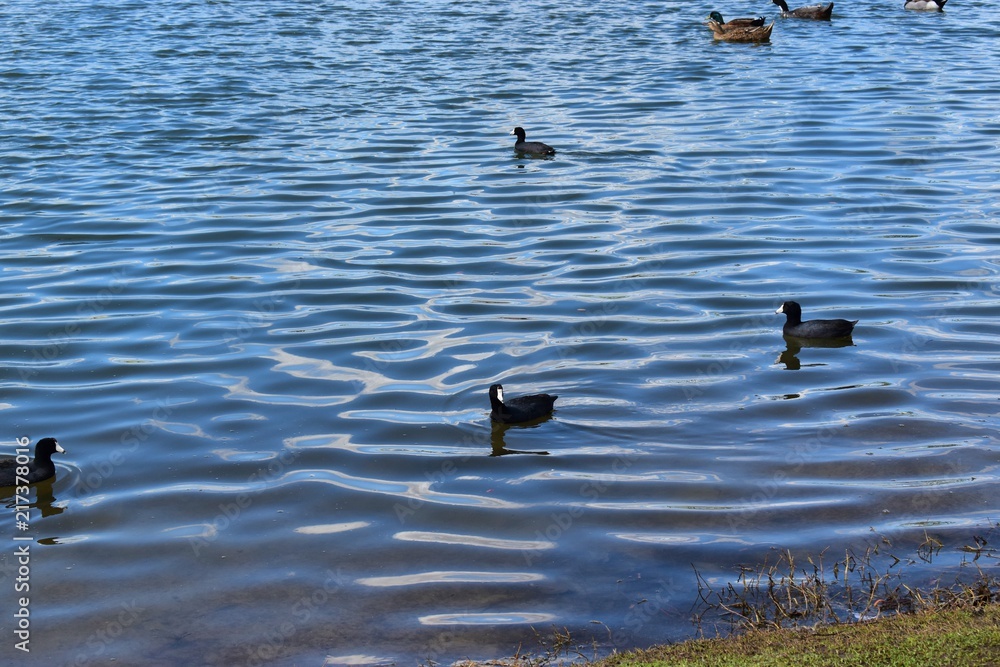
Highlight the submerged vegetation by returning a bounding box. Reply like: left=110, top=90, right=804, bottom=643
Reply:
left=450, top=525, right=1000, bottom=667
left=691, top=530, right=997, bottom=635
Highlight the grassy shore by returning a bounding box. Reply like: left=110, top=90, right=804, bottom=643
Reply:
left=453, top=528, right=1000, bottom=667
left=595, top=603, right=1000, bottom=666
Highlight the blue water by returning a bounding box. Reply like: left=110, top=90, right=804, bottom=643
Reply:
left=2, top=1, right=999, bottom=664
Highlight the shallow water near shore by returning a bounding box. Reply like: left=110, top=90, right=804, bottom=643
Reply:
left=1, top=0, right=999, bottom=664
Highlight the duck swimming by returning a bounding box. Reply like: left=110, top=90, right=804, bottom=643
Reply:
left=707, top=11, right=766, bottom=28
left=903, top=0, right=946, bottom=9
left=771, top=0, right=834, bottom=19
left=707, top=17, right=774, bottom=42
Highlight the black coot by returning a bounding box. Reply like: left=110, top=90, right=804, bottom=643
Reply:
left=0, top=437, right=65, bottom=486
left=776, top=301, right=857, bottom=338
left=489, top=384, right=557, bottom=424
left=510, top=127, right=556, bottom=156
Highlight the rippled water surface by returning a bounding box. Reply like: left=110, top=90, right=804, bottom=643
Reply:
left=2, top=0, right=999, bottom=664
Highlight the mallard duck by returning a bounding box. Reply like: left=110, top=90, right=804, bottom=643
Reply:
left=707, top=11, right=766, bottom=29
left=510, top=127, right=556, bottom=156
left=904, top=0, right=946, bottom=10
left=489, top=384, right=557, bottom=424
left=707, top=18, right=773, bottom=42
left=771, top=0, right=834, bottom=19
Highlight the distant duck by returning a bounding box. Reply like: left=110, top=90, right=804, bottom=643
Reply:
left=489, top=384, right=558, bottom=424
left=707, top=11, right=767, bottom=28
left=775, top=301, right=858, bottom=339
left=510, top=127, right=556, bottom=156
left=0, top=437, right=65, bottom=486
left=904, top=0, right=946, bottom=9
left=707, top=17, right=774, bottom=42
left=771, top=0, right=834, bottom=19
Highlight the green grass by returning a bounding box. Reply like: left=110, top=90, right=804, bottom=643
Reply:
left=596, top=605, right=1000, bottom=666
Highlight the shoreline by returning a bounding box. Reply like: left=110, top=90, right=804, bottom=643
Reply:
left=594, top=603, right=1000, bottom=666
left=454, top=527, right=1000, bottom=666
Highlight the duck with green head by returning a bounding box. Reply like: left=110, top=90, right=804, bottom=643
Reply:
left=707, top=11, right=766, bottom=29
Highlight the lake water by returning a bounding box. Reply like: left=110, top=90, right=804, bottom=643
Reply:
left=2, top=0, right=998, bottom=664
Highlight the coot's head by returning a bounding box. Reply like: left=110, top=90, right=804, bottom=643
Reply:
left=775, top=301, right=802, bottom=318
left=510, top=127, right=526, bottom=141
left=37, top=437, right=65, bottom=456
left=489, top=384, right=505, bottom=404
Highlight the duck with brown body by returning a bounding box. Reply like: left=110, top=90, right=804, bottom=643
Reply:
left=707, top=15, right=774, bottom=42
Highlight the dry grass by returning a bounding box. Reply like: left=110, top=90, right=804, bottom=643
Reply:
left=691, top=529, right=999, bottom=637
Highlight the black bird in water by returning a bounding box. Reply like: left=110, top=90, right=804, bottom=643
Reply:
left=510, top=127, right=556, bottom=156
left=0, top=437, right=66, bottom=486
left=489, top=384, right=558, bottom=424
left=775, top=301, right=857, bottom=339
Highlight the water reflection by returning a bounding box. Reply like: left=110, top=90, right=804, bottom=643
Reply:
left=5, top=0, right=999, bottom=663
left=777, top=335, right=856, bottom=370
left=1, top=478, right=66, bottom=518
left=489, top=422, right=552, bottom=457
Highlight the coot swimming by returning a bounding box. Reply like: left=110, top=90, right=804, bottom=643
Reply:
left=489, top=384, right=558, bottom=424
left=510, top=127, right=556, bottom=156
left=0, top=437, right=65, bottom=486
left=776, top=301, right=857, bottom=338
